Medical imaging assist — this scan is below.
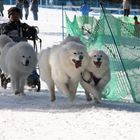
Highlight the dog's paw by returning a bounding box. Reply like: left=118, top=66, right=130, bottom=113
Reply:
left=93, top=95, right=101, bottom=103
left=85, top=91, right=92, bottom=101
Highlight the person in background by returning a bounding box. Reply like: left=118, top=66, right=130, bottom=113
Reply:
left=80, top=1, right=90, bottom=33
left=134, top=16, right=140, bottom=25
left=134, top=16, right=140, bottom=37
left=2, top=7, right=36, bottom=42
left=16, top=0, right=23, bottom=19
left=122, top=0, right=131, bottom=17
left=0, top=0, right=4, bottom=17
left=23, top=0, right=30, bottom=20
left=30, top=0, right=38, bottom=20
left=16, top=0, right=30, bottom=20
left=80, top=1, right=90, bottom=16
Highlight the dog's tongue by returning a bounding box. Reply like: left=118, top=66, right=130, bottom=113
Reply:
left=72, top=59, right=82, bottom=68
left=94, top=61, right=102, bottom=68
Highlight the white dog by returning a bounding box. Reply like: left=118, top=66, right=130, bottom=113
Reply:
left=38, top=36, right=89, bottom=102
left=0, top=35, right=37, bottom=95
left=80, top=50, right=111, bottom=103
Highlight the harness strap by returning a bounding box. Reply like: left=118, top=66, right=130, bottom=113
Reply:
left=81, top=71, right=101, bottom=86
left=81, top=72, right=93, bottom=84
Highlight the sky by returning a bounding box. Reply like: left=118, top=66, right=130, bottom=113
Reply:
left=0, top=5, right=140, bottom=140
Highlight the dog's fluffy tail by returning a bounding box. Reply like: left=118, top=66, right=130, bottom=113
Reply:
left=0, top=35, right=13, bottom=50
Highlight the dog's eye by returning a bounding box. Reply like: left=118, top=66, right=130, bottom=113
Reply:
left=94, top=55, right=96, bottom=57
left=29, top=56, right=31, bottom=58
left=22, top=56, right=25, bottom=58
left=73, top=52, right=77, bottom=55
left=100, top=55, right=102, bottom=57
left=80, top=52, right=83, bottom=55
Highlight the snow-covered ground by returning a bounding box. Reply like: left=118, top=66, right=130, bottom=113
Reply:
left=0, top=5, right=140, bottom=140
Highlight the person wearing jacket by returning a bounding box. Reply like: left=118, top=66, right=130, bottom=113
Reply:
left=80, top=1, right=90, bottom=16
left=16, top=0, right=23, bottom=19
left=0, top=0, right=4, bottom=16
left=16, top=0, right=30, bottom=20
left=30, top=0, right=38, bottom=20
left=122, top=0, right=131, bottom=17
left=2, top=7, right=36, bottom=42
left=23, top=0, right=30, bottom=20
left=134, top=16, right=140, bottom=37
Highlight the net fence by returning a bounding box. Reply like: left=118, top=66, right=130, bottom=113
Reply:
left=65, top=6, right=140, bottom=103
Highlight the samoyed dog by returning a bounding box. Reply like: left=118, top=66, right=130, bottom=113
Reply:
left=80, top=50, right=111, bottom=103
left=0, top=35, right=37, bottom=95
left=38, top=36, right=89, bottom=102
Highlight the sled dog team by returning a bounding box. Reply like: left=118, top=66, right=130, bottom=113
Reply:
left=0, top=35, right=111, bottom=103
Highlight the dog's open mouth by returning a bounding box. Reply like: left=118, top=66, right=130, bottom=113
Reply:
left=72, top=59, right=82, bottom=68
left=93, top=61, right=102, bottom=68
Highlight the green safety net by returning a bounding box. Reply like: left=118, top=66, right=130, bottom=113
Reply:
left=65, top=8, right=140, bottom=103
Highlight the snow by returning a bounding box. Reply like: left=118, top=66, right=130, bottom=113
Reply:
left=0, top=5, right=140, bottom=140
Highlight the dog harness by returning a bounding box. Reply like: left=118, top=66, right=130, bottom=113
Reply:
left=81, top=72, right=101, bottom=86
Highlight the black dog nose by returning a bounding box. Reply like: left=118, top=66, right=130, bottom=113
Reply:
left=79, top=55, right=83, bottom=60
left=97, top=57, right=101, bottom=61
left=25, top=60, right=29, bottom=66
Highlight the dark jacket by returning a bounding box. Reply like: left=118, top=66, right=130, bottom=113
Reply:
left=23, top=0, right=29, bottom=8
left=2, top=21, right=36, bottom=42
